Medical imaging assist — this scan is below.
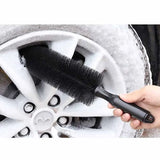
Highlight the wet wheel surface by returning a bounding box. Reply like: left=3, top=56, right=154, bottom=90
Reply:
left=0, top=25, right=151, bottom=138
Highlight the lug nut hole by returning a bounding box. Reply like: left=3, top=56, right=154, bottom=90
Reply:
left=18, top=127, right=30, bottom=137
left=40, top=132, right=52, bottom=138
left=23, top=102, right=35, bottom=113
left=48, top=95, right=60, bottom=107
left=57, top=117, right=69, bottom=126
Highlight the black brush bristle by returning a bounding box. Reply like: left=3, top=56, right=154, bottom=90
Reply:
left=20, top=46, right=103, bottom=105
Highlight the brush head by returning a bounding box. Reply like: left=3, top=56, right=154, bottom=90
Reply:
left=20, top=46, right=103, bottom=105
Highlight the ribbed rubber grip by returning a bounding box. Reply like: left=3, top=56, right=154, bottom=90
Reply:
left=95, top=86, right=155, bottom=123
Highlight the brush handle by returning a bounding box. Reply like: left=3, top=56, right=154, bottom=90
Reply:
left=95, top=86, right=155, bottom=123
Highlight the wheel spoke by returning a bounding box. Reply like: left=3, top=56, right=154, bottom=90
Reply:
left=57, top=125, right=116, bottom=138
left=51, top=127, right=59, bottom=138
left=0, top=49, right=40, bottom=103
left=0, top=118, right=26, bottom=137
left=55, top=90, right=74, bottom=112
left=49, top=37, right=79, bottom=58
left=83, top=51, right=105, bottom=72
left=28, top=124, right=40, bottom=138
left=0, top=95, right=26, bottom=120
left=38, top=82, right=57, bottom=105
left=59, top=98, right=113, bottom=117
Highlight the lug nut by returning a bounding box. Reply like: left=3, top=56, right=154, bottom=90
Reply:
left=23, top=102, right=35, bottom=113
left=40, top=132, right=52, bottom=138
left=18, top=127, right=30, bottom=137
left=57, top=117, right=69, bottom=125
left=48, top=95, right=60, bottom=107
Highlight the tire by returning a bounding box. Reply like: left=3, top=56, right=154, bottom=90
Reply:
left=132, top=25, right=160, bottom=137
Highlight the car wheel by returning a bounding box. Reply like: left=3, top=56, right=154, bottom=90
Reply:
left=0, top=25, right=151, bottom=138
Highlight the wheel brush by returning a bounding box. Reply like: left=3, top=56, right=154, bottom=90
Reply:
left=20, top=46, right=155, bottom=123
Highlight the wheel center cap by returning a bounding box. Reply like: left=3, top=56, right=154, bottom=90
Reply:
left=32, top=109, right=55, bottom=132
